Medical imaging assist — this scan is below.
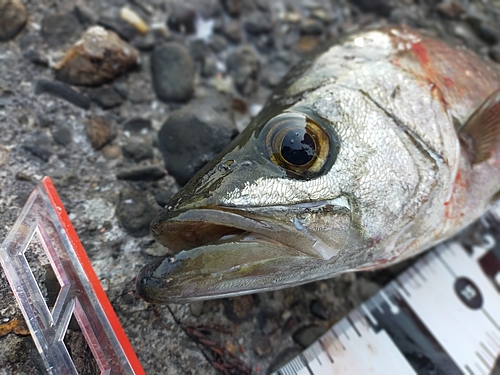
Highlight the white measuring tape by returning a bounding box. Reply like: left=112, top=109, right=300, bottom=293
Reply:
left=273, top=214, right=500, bottom=375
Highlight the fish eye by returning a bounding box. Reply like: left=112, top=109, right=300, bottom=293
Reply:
left=263, top=111, right=338, bottom=179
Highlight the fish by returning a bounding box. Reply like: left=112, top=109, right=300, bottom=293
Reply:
left=136, top=26, right=500, bottom=303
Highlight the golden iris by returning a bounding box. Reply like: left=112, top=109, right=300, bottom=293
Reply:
left=264, top=112, right=335, bottom=179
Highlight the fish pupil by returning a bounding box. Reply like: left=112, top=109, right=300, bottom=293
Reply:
left=281, top=129, right=315, bottom=165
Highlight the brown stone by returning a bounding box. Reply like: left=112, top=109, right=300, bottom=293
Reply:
left=55, top=26, right=139, bottom=86
left=84, top=116, right=117, bottom=150
left=0, top=0, right=28, bottom=41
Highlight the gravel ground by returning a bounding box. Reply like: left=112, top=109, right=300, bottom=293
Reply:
left=1, top=0, right=500, bottom=374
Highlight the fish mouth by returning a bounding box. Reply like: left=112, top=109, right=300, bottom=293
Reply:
left=136, top=203, right=348, bottom=303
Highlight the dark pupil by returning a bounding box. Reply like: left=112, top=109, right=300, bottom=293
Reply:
left=281, top=129, right=315, bottom=166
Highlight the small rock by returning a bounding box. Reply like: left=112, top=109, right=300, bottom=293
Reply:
left=351, top=0, right=393, bottom=16
left=41, top=13, right=82, bottom=46
left=151, top=42, right=195, bottom=102
left=73, top=5, right=95, bottom=27
left=300, top=18, right=324, bottom=35
left=223, top=295, right=255, bottom=323
left=257, top=310, right=279, bottom=335
left=467, top=16, right=499, bottom=45
left=167, top=3, right=196, bottom=34
left=133, top=32, right=155, bottom=51
left=98, top=16, right=139, bottom=41
left=221, top=0, right=240, bottom=17
left=116, top=186, right=157, bottom=237
left=35, top=80, right=91, bottom=110
left=310, top=299, right=328, bottom=320
left=227, top=46, right=260, bottom=96
left=120, top=6, right=149, bottom=35
left=122, top=138, right=154, bottom=161
left=101, top=144, right=122, bottom=159
left=55, top=26, right=139, bottom=86
left=123, top=118, right=152, bottom=133
left=154, top=189, right=175, bottom=207
left=244, top=12, right=273, bottom=35
left=51, top=123, right=73, bottom=146
left=189, top=39, right=209, bottom=64
left=436, top=1, right=464, bottom=19
left=253, top=333, right=272, bottom=357
left=85, top=116, right=117, bottom=150
left=158, top=101, right=235, bottom=185
left=144, top=241, right=170, bottom=257
left=224, top=20, right=242, bottom=43
left=201, top=56, right=218, bottom=77
left=88, top=86, right=124, bottom=109
left=0, top=0, right=28, bottom=41
left=23, top=49, right=49, bottom=66
left=22, top=131, right=53, bottom=162
left=292, top=324, right=325, bottom=348
left=189, top=301, right=205, bottom=317
left=116, top=165, right=166, bottom=181
left=209, top=34, right=228, bottom=53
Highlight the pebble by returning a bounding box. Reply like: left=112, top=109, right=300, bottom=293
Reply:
left=309, top=299, right=328, bottom=320
left=154, top=189, right=175, bottom=208
left=116, top=165, right=166, bottom=181
left=73, top=5, right=95, bottom=27
left=257, top=310, right=279, bottom=335
left=55, top=26, right=140, bottom=86
left=22, top=131, right=53, bottom=162
left=116, top=186, right=157, bottom=237
left=23, top=49, right=49, bottom=66
left=51, top=123, right=73, bottom=146
left=436, top=1, right=464, bottom=19
left=292, top=324, right=325, bottom=348
left=35, top=80, right=91, bottom=110
left=143, top=241, right=170, bottom=257
left=221, top=0, right=241, bottom=17
left=157, top=100, right=235, bottom=185
left=88, top=86, right=124, bottom=109
left=0, top=0, right=28, bottom=41
left=252, top=333, right=272, bottom=357
left=227, top=46, right=261, bottom=95
left=41, top=13, right=82, bottom=46
left=84, top=116, right=117, bottom=150
left=189, top=301, right=205, bottom=317
left=122, top=117, right=152, bottom=133
left=151, top=43, right=195, bottom=102
left=300, top=18, right=324, bottom=35
left=244, top=12, right=273, bottom=35
left=224, top=20, right=242, bottom=43
left=167, top=3, right=196, bottom=34
left=223, top=295, right=255, bottom=323
left=122, top=138, right=154, bottom=161
left=97, top=16, right=139, bottom=41
left=209, top=34, right=228, bottom=53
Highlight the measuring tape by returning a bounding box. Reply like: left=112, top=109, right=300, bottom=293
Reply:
left=273, top=212, right=500, bottom=375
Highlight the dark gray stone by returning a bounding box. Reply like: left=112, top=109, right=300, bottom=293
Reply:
left=292, top=324, right=325, bottom=348
left=122, top=118, right=152, bottom=133
left=97, top=16, right=138, bottom=41
left=41, top=13, right=82, bottom=46
left=310, top=299, right=328, bottom=320
left=51, top=124, right=73, bottom=146
left=122, top=138, right=154, bottom=161
left=22, top=131, right=53, bottom=162
left=158, top=101, right=235, bottom=185
left=23, top=49, right=49, bottom=66
left=227, top=46, right=260, bottom=95
left=244, top=12, right=273, bottom=35
left=224, top=20, right=242, bottom=43
left=300, top=18, right=324, bottom=35
left=116, top=186, right=157, bottom=237
left=35, top=80, right=90, bottom=110
left=151, top=43, right=195, bottom=102
left=116, top=165, right=166, bottom=181
left=167, top=3, right=196, bottom=34
left=88, top=86, right=124, bottom=109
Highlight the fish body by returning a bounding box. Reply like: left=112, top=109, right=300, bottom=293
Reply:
left=137, top=26, right=500, bottom=303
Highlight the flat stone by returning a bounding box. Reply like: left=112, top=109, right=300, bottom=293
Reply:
left=151, top=42, right=195, bottom=102
left=122, top=118, right=152, bottom=133
left=158, top=101, right=235, bottom=185
left=51, top=123, right=73, bottom=146
left=41, top=13, right=82, bottom=46
left=0, top=0, right=28, bottom=41
left=35, top=80, right=91, bottom=110
left=122, top=138, right=154, bottom=161
left=167, top=3, right=196, bottom=34
left=244, top=12, right=273, bottom=35
left=88, top=86, right=124, bottom=109
left=22, top=131, right=53, bottom=162
left=84, top=115, right=117, bottom=150
left=55, top=26, right=139, bottom=86
left=227, top=45, right=260, bottom=95
left=116, top=186, right=157, bottom=237
left=97, top=16, right=138, bottom=41
left=116, top=165, right=166, bottom=181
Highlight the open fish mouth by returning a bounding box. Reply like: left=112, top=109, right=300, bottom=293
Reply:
left=136, top=203, right=350, bottom=303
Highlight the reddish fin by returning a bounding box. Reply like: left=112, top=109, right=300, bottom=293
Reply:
left=459, top=89, right=500, bottom=164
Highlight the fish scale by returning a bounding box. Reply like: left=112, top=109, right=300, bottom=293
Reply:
left=272, top=205, right=500, bottom=375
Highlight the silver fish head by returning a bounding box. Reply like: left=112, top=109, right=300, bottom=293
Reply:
left=137, top=82, right=436, bottom=303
